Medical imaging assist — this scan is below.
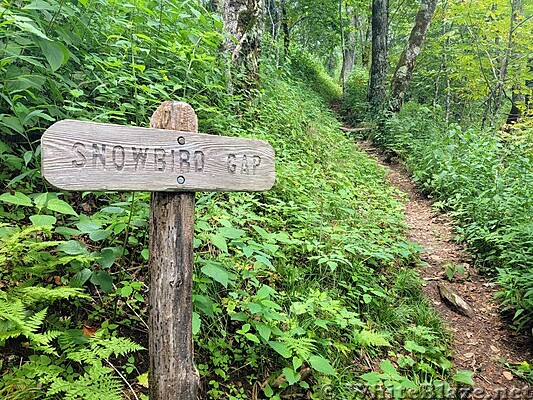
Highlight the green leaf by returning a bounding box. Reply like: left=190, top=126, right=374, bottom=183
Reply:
left=193, top=295, right=215, bottom=318
left=90, top=270, right=113, bottom=294
left=247, top=302, right=262, bottom=314
left=47, top=199, right=77, bottom=216
left=23, top=151, right=33, bottom=165
left=452, top=370, right=475, bottom=386
left=229, top=312, right=248, bottom=321
left=263, top=383, right=273, bottom=397
left=120, top=285, right=133, bottom=297
left=141, top=248, right=149, bottom=260
left=354, top=330, right=390, bottom=347
left=24, top=1, right=57, bottom=11
left=33, top=192, right=51, bottom=209
left=188, top=33, right=200, bottom=44
left=268, top=341, right=291, bottom=358
left=29, top=214, right=56, bottom=226
left=256, top=285, right=275, bottom=299
left=100, top=206, right=126, bottom=214
left=209, top=233, right=228, bottom=253
left=22, top=109, right=54, bottom=125
left=218, top=226, right=245, bottom=239
left=137, top=372, right=149, bottom=388
left=379, top=359, right=399, bottom=377
left=245, top=333, right=260, bottom=343
left=76, top=220, right=101, bottom=232
left=192, top=312, right=201, bottom=335
left=13, top=19, right=50, bottom=40
left=89, top=229, right=111, bottom=241
left=201, top=262, right=229, bottom=288
left=314, top=319, right=329, bottom=329
left=36, top=38, right=69, bottom=72
left=360, top=371, right=383, bottom=385
left=57, top=240, right=87, bottom=255
left=0, top=192, right=32, bottom=206
left=404, top=340, right=426, bottom=353
left=254, top=322, right=271, bottom=341
left=55, top=227, right=81, bottom=239
left=252, top=225, right=272, bottom=239
left=282, top=367, right=300, bottom=385
left=70, top=268, right=93, bottom=287
left=308, top=355, right=335, bottom=375
left=255, top=254, right=273, bottom=268
left=96, top=247, right=120, bottom=268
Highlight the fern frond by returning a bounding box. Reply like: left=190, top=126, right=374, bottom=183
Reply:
left=67, top=331, right=144, bottom=365
left=16, top=286, right=90, bottom=305
left=0, top=297, right=43, bottom=341
left=353, top=329, right=391, bottom=348
left=405, top=325, right=437, bottom=342
left=47, top=365, right=122, bottom=400
left=281, top=335, right=316, bottom=361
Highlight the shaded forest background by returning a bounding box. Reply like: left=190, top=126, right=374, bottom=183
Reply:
left=0, top=0, right=532, bottom=399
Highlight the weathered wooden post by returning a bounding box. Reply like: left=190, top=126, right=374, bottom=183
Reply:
left=148, top=102, right=200, bottom=399
left=40, top=102, right=275, bottom=399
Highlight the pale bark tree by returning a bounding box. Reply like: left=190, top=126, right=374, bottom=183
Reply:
left=368, top=0, right=389, bottom=112
left=219, top=0, right=264, bottom=95
left=340, top=4, right=357, bottom=92
left=362, top=12, right=372, bottom=67
left=507, top=0, right=525, bottom=124
left=389, top=0, right=438, bottom=113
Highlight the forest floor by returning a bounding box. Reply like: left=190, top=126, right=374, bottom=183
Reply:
left=355, top=139, right=533, bottom=399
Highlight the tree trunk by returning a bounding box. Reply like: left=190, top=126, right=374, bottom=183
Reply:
left=361, top=11, right=371, bottom=67
left=339, top=0, right=346, bottom=91
left=389, top=0, right=438, bottom=113
left=368, top=0, right=389, bottom=113
left=281, top=0, right=290, bottom=54
left=340, top=5, right=357, bottom=92
left=219, top=0, right=264, bottom=95
left=506, top=0, right=524, bottom=124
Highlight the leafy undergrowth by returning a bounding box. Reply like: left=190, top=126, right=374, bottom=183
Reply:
left=0, top=76, right=468, bottom=399
left=0, top=1, right=465, bottom=399
left=364, top=97, right=533, bottom=333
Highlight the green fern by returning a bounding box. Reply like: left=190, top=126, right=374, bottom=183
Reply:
left=281, top=335, right=316, bottom=361
left=0, top=296, right=46, bottom=341
left=0, top=224, right=93, bottom=281
left=353, top=329, right=391, bottom=348
left=15, top=286, right=90, bottom=305
left=0, top=286, right=88, bottom=346
left=67, top=331, right=144, bottom=365
left=47, top=365, right=123, bottom=400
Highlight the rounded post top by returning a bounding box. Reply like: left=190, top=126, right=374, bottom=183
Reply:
left=150, top=101, right=198, bottom=133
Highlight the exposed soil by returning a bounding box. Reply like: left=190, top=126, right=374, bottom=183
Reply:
left=356, top=139, right=533, bottom=399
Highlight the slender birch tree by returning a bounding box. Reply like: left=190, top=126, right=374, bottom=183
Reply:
left=389, top=0, right=438, bottom=113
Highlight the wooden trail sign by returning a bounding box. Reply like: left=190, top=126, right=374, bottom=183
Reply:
left=40, top=101, right=276, bottom=400
left=41, top=119, right=275, bottom=192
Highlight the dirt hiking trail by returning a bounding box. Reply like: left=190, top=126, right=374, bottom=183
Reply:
left=357, top=139, right=533, bottom=399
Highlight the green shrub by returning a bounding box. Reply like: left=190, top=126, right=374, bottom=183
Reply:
left=289, top=48, right=342, bottom=103
left=377, top=102, right=533, bottom=330
left=342, top=67, right=369, bottom=125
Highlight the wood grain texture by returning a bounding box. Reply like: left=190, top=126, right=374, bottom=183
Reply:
left=41, top=118, right=275, bottom=192
left=148, top=102, right=199, bottom=400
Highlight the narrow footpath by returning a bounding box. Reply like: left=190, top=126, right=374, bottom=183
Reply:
left=357, top=139, right=533, bottom=399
